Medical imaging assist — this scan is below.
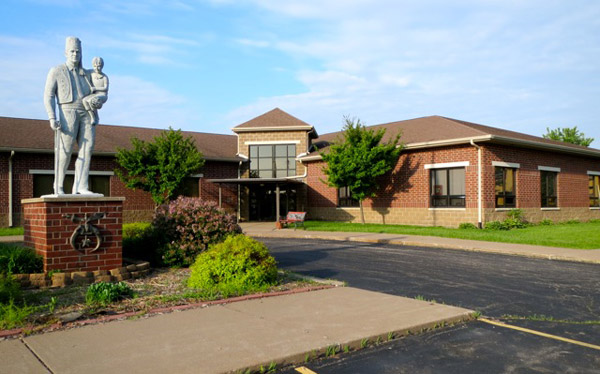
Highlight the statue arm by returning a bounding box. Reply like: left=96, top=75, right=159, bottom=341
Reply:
left=43, top=68, right=60, bottom=130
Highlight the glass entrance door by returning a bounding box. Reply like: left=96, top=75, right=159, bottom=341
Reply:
left=249, top=185, right=297, bottom=221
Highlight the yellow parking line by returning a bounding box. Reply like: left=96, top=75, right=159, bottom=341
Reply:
left=295, top=366, right=318, bottom=374
left=479, top=318, right=600, bottom=351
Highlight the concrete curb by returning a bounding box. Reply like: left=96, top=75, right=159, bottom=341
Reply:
left=249, top=231, right=600, bottom=265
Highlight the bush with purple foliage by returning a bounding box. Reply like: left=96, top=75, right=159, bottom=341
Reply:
left=153, top=196, right=242, bottom=267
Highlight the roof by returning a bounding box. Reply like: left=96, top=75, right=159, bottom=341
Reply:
left=0, top=116, right=240, bottom=161
left=304, top=115, right=600, bottom=160
left=233, top=108, right=318, bottom=138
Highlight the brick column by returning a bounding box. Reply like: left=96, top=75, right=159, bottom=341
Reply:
left=22, top=197, right=125, bottom=272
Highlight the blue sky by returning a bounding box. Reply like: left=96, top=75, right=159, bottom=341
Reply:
left=1, top=0, right=599, bottom=147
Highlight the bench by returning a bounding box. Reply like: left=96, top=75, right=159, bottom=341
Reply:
left=278, top=211, right=306, bottom=230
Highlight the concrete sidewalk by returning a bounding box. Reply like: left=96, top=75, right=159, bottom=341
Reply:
left=0, top=287, right=471, bottom=374
left=240, top=222, right=600, bottom=264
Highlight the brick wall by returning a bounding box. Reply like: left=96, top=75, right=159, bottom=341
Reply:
left=23, top=197, right=124, bottom=272
left=305, top=143, right=600, bottom=227
left=0, top=152, right=239, bottom=227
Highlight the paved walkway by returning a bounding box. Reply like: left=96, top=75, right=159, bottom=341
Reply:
left=0, top=287, right=471, bottom=374
left=240, top=222, right=600, bottom=264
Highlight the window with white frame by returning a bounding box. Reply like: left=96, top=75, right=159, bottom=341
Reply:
left=540, top=170, right=558, bottom=208
left=249, top=144, right=296, bottom=178
left=430, top=167, right=466, bottom=207
left=589, top=173, right=600, bottom=208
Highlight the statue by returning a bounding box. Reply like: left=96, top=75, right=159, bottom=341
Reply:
left=43, top=37, right=108, bottom=195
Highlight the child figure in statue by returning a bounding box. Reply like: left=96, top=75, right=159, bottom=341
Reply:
left=82, top=56, right=109, bottom=125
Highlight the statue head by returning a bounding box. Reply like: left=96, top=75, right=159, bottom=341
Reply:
left=92, top=56, right=104, bottom=73
left=64, top=36, right=82, bottom=68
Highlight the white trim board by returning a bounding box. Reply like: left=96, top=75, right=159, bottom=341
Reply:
left=244, top=141, right=301, bottom=145
left=492, top=161, right=521, bottom=168
left=424, top=161, right=469, bottom=169
left=538, top=166, right=561, bottom=173
left=587, top=171, right=600, bottom=176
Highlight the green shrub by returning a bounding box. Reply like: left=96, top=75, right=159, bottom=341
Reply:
left=86, top=282, right=134, bottom=306
left=187, top=235, right=278, bottom=298
left=153, top=197, right=242, bottom=267
left=589, top=219, right=600, bottom=224
left=122, top=222, right=161, bottom=265
left=565, top=219, right=580, bottom=225
left=0, top=244, right=43, bottom=274
left=485, top=221, right=508, bottom=230
left=539, top=219, right=553, bottom=226
left=458, top=223, right=478, bottom=230
left=0, top=273, right=22, bottom=304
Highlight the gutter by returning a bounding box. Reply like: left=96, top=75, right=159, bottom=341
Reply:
left=469, top=140, right=483, bottom=228
left=8, top=151, right=15, bottom=227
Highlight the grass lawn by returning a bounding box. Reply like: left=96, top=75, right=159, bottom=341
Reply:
left=0, top=227, right=24, bottom=236
left=303, top=220, right=600, bottom=249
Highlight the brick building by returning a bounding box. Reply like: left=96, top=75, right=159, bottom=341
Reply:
left=2, top=109, right=599, bottom=227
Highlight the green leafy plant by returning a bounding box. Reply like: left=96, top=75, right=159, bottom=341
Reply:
left=320, top=116, right=403, bottom=224
left=115, top=127, right=205, bottom=206
left=0, top=273, right=22, bottom=304
left=187, top=235, right=278, bottom=298
left=360, top=338, right=369, bottom=348
left=566, top=219, right=581, bottom=225
left=0, top=300, right=34, bottom=330
left=539, top=219, right=553, bottom=226
left=153, top=197, right=242, bottom=267
left=325, top=344, right=340, bottom=357
left=86, top=282, right=134, bottom=306
left=122, top=222, right=162, bottom=265
left=387, top=331, right=395, bottom=341
left=543, top=126, right=594, bottom=147
left=343, top=345, right=350, bottom=353
left=458, top=222, right=477, bottom=229
left=0, top=244, right=43, bottom=274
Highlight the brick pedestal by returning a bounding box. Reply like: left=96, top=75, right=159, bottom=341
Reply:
left=22, top=197, right=125, bottom=272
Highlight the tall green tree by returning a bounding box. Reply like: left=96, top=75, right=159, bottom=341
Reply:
left=115, top=128, right=204, bottom=206
left=320, top=117, right=403, bottom=224
left=543, top=126, right=594, bottom=147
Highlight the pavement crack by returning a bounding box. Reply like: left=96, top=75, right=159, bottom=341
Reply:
left=20, top=338, right=55, bottom=374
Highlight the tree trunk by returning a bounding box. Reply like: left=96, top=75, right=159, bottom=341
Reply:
left=359, top=199, right=366, bottom=224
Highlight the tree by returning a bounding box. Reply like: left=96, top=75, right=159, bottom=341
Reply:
left=543, top=126, right=594, bottom=147
left=320, top=117, right=403, bottom=224
left=115, top=128, right=204, bottom=206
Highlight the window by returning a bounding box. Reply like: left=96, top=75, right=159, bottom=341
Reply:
left=430, top=168, right=465, bottom=207
left=590, top=175, right=600, bottom=208
left=175, top=177, right=199, bottom=198
left=338, top=186, right=359, bottom=207
left=33, top=174, right=110, bottom=197
left=540, top=171, right=558, bottom=207
left=495, top=167, right=516, bottom=208
left=249, top=144, right=296, bottom=178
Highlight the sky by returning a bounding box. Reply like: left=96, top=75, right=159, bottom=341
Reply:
left=1, top=0, right=599, bottom=147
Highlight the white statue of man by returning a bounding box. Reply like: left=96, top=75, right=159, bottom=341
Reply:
left=43, top=36, right=106, bottom=195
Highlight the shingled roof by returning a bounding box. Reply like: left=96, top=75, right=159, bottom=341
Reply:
left=305, top=115, right=600, bottom=160
left=0, top=117, right=240, bottom=161
left=233, top=108, right=317, bottom=137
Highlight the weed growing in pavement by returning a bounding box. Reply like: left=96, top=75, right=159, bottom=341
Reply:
left=472, top=311, right=482, bottom=319
left=360, top=338, right=369, bottom=348
left=387, top=331, right=395, bottom=341
left=343, top=345, right=350, bottom=353
left=501, top=314, right=600, bottom=325
left=375, top=336, right=382, bottom=345
left=325, top=344, right=340, bottom=357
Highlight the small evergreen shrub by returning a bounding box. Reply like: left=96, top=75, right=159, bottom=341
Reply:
left=187, top=235, right=278, bottom=298
left=0, top=273, right=22, bottom=304
left=0, top=244, right=43, bottom=274
left=539, top=219, right=553, bottom=226
left=153, top=197, right=242, bottom=267
left=86, top=282, right=134, bottom=306
left=122, top=222, right=161, bottom=265
left=458, top=222, right=478, bottom=230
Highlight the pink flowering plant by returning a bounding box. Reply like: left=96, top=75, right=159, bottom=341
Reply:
left=152, top=196, right=242, bottom=267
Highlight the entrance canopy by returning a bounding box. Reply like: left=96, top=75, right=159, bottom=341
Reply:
left=208, top=177, right=304, bottom=222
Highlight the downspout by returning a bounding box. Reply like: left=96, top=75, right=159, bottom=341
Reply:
left=470, top=140, right=483, bottom=228
left=237, top=160, right=242, bottom=222
left=8, top=151, right=15, bottom=227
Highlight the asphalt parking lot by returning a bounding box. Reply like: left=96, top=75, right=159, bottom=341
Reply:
left=262, top=238, right=600, bottom=373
